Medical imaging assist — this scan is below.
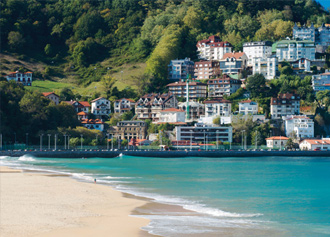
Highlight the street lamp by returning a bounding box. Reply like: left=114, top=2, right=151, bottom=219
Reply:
left=54, top=134, right=57, bottom=150
left=107, top=133, right=110, bottom=150
left=68, top=135, right=70, bottom=149
left=216, top=130, right=219, bottom=150
left=26, top=133, right=28, bottom=147
left=190, top=129, right=193, bottom=151
left=14, top=132, right=16, bottom=144
left=241, top=130, right=245, bottom=150
left=64, top=134, right=67, bottom=149
left=80, top=134, right=83, bottom=150
left=40, top=134, right=43, bottom=151
left=48, top=134, right=51, bottom=150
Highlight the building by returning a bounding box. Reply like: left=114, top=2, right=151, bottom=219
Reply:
left=77, top=111, right=88, bottom=120
left=91, top=97, right=111, bottom=117
left=113, top=121, right=147, bottom=140
left=252, top=56, right=278, bottom=79
left=168, top=58, right=195, bottom=81
left=135, top=93, right=177, bottom=122
left=312, top=72, right=330, bottom=91
left=266, top=136, right=289, bottom=149
left=283, top=115, right=314, bottom=138
left=219, top=52, right=248, bottom=74
left=175, top=123, right=233, bottom=144
left=178, top=101, right=205, bottom=121
left=204, top=99, right=232, bottom=117
left=158, top=108, right=186, bottom=124
left=42, top=92, right=60, bottom=105
left=196, top=35, right=232, bottom=61
left=299, top=138, right=330, bottom=150
left=273, top=39, right=316, bottom=62
left=207, top=75, right=242, bottom=98
left=167, top=81, right=207, bottom=100
left=114, top=98, right=135, bottom=114
left=64, top=101, right=91, bottom=113
left=270, top=93, right=301, bottom=119
left=290, top=58, right=311, bottom=73
left=81, top=119, right=105, bottom=131
left=239, top=100, right=258, bottom=115
left=5, top=71, right=32, bottom=86
left=194, top=60, right=221, bottom=80
left=243, top=41, right=273, bottom=66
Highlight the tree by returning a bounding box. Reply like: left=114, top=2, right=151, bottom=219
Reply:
left=44, top=44, right=53, bottom=56
left=59, top=88, right=75, bottom=101
left=281, top=65, right=293, bottom=75
left=286, top=138, right=295, bottom=149
left=8, top=31, right=25, bottom=50
left=246, top=74, right=266, bottom=98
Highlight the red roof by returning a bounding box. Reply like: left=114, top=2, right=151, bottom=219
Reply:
left=204, top=99, right=231, bottom=104
left=301, top=139, right=330, bottom=145
left=222, top=52, right=246, bottom=60
left=77, top=111, right=88, bottom=116
left=79, top=101, right=90, bottom=107
left=161, top=108, right=184, bottom=113
left=129, top=138, right=147, bottom=146
left=91, top=97, right=107, bottom=103
left=81, top=119, right=104, bottom=124
left=266, top=136, right=289, bottom=140
left=42, top=92, right=58, bottom=97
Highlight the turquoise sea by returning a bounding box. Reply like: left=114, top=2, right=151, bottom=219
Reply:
left=1, top=155, right=330, bottom=236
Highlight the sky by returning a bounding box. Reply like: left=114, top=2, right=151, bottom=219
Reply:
left=318, top=0, right=330, bottom=10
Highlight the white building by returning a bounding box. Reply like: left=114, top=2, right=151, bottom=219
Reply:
left=168, top=58, right=195, bottom=81
left=312, top=72, right=330, bottom=92
left=204, top=99, right=232, bottom=117
left=270, top=93, right=300, bottom=119
left=283, top=115, right=314, bottom=138
left=175, top=123, right=232, bottom=144
left=266, top=136, right=289, bottom=149
left=219, top=52, right=248, bottom=74
left=114, top=98, right=135, bottom=114
left=178, top=101, right=205, bottom=121
left=5, top=71, right=32, bottom=86
left=158, top=108, right=186, bottom=124
left=239, top=100, right=258, bottom=115
left=299, top=138, right=330, bottom=150
left=91, top=97, right=111, bottom=117
left=81, top=119, right=105, bottom=131
left=252, top=56, right=278, bottom=80
left=243, top=41, right=272, bottom=66
left=273, top=39, right=316, bottom=62
left=196, top=35, right=232, bottom=61
left=42, top=92, right=60, bottom=105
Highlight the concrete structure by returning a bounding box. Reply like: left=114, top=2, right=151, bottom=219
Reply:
left=204, top=99, right=232, bottom=117
left=42, top=92, right=60, bottom=105
left=135, top=93, right=178, bottom=122
left=178, top=101, right=205, bottom=121
left=168, top=58, right=195, bottom=81
left=239, top=100, right=258, bottom=115
left=283, top=115, right=314, bottom=138
left=273, top=39, right=316, bottom=62
left=252, top=56, right=278, bottom=79
left=5, top=71, right=32, bottom=86
left=207, top=75, right=242, bottom=98
left=219, top=52, right=248, bottom=74
left=270, top=93, right=300, bottom=119
left=113, top=121, right=147, bottom=140
left=243, top=41, right=272, bottom=66
left=114, top=98, right=135, bottom=114
left=167, top=81, right=207, bottom=100
left=312, top=72, right=330, bottom=91
left=266, top=136, right=289, bottom=149
left=175, top=123, right=233, bottom=144
left=194, top=61, right=220, bottom=80
left=299, top=138, right=330, bottom=150
left=196, top=35, right=232, bottom=60
left=158, top=108, right=186, bottom=124
left=91, top=97, right=111, bottom=117
left=81, top=119, right=105, bottom=131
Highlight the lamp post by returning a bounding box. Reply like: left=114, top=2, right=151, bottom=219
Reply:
left=40, top=134, right=43, bottom=151
left=95, top=134, right=98, bottom=147
left=14, top=132, right=16, bottom=144
left=216, top=130, right=219, bottom=150
left=54, top=134, right=57, bottom=150
left=48, top=134, right=51, bottom=150
left=26, top=133, right=28, bottom=147
left=68, top=135, right=70, bottom=149
left=0, top=134, right=2, bottom=150
left=204, top=130, right=206, bottom=151
left=241, top=130, right=245, bottom=150
left=111, top=133, right=114, bottom=150
left=190, top=129, right=193, bottom=151
left=80, top=134, right=83, bottom=150
left=255, top=131, right=258, bottom=150
left=64, top=134, right=67, bottom=149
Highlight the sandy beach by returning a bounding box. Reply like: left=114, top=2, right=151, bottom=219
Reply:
left=0, top=166, right=152, bottom=237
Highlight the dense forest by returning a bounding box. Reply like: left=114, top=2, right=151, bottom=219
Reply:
left=1, top=0, right=330, bottom=91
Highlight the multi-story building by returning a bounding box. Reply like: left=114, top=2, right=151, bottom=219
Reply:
left=167, top=81, right=207, bottom=100
left=175, top=123, right=233, bottom=144
left=252, top=56, right=278, bottom=79
left=283, top=115, right=314, bottom=138
left=196, top=35, right=232, bottom=60
left=273, top=39, right=316, bottom=62
left=5, top=71, right=32, bottom=86
left=299, top=138, right=330, bottom=150
left=239, top=100, right=258, bottom=115
left=168, top=58, right=195, bottom=81
left=270, top=93, right=301, bottom=119
left=266, top=136, right=289, bottom=149
left=81, top=119, right=105, bottom=131
left=158, top=108, right=186, bottom=124
left=42, top=92, right=60, bottom=105
left=114, top=98, right=135, bottom=114
left=113, top=121, right=147, bottom=140
left=135, top=93, right=177, bottom=122
left=243, top=41, right=272, bottom=66
left=207, top=75, right=242, bottom=98
left=91, top=97, right=111, bottom=117
left=219, top=52, right=248, bottom=74
left=312, top=72, right=330, bottom=91
left=204, top=99, right=232, bottom=117
left=64, top=101, right=90, bottom=113
left=178, top=101, right=205, bottom=121
left=194, top=60, right=221, bottom=80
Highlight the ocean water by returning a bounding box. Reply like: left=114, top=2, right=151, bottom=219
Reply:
left=1, top=155, right=330, bottom=236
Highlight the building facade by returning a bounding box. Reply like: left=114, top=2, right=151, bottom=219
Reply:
left=243, top=41, right=273, bottom=66
left=196, top=35, right=232, bottom=60
left=204, top=99, right=232, bottom=117
left=81, top=119, right=105, bottom=131
left=113, top=121, right=147, bottom=140
left=207, top=75, right=242, bottom=98
left=5, top=71, right=33, bottom=86
left=114, top=98, right=135, bottom=114
left=194, top=60, right=220, bottom=80
left=168, top=58, right=195, bottom=81
left=158, top=108, right=186, bottom=124
left=266, top=136, right=289, bottom=149
left=42, top=92, right=60, bottom=105
left=178, top=101, right=205, bottom=121
left=239, top=100, right=258, bottom=115
left=64, top=101, right=90, bottom=113
left=91, top=97, right=111, bottom=116
left=312, top=72, right=330, bottom=91
left=167, top=81, right=207, bottom=100
left=219, top=52, right=248, bottom=74
left=273, top=39, right=316, bottom=62
left=252, top=56, right=278, bottom=79
left=299, top=138, right=330, bottom=150
left=283, top=115, right=314, bottom=138
left=270, top=93, right=301, bottom=119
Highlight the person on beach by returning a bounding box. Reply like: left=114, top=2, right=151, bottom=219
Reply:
left=94, top=179, right=96, bottom=183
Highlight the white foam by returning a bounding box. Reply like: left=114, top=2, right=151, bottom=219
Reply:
left=18, top=155, right=36, bottom=162
left=0, top=156, right=10, bottom=160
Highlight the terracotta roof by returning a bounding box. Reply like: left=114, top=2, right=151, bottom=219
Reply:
left=81, top=119, right=104, bottom=124
left=266, top=136, right=289, bottom=140
left=42, top=92, right=58, bottom=97
left=204, top=99, right=231, bottom=104
left=129, top=138, right=148, bottom=146
left=79, top=101, right=90, bottom=107
left=239, top=100, right=253, bottom=103
left=301, top=139, right=330, bottom=145
left=161, top=108, right=184, bottom=113
left=222, top=52, right=246, bottom=60
left=284, top=115, right=312, bottom=120
left=91, top=97, right=107, bottom=103
left=77, top=111, right=88, bottom=115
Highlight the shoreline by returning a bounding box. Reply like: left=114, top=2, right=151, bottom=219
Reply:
left=0, top=166, right=155, bottom=237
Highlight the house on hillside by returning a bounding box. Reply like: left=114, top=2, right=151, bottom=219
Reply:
left=196, top=35, right=232, bottom=61
left=207, top=75, right=241, bottom=98
left=239, top=100, right=258, bottom=115
left=114, top=98, right=135, bottom=114
left=42, top=92, right=60, bottom=105
left=283, top=115, right=314, bottom=138
left=91, top=97, right=111, bottom=117
left=5, top=71, right=32, bottom=86
left=81, top=119, right=105, bottom=131
left=219, top=52, right=248, bottom=75
left=270, top=93, right=300, bottom=119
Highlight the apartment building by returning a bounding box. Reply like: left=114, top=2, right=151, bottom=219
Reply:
left=270, top=93, right=300, bottom=119
left=167, top=81, right=207, bottom=100
left=312, top=72, right=330, bottom=91
left=168, top=58, right=195, bottom=81
left=252, top=56, right=278, bottom=79
left=207, top=75, right=242, bottom=98
left=283, top=115, right=314, bottom=138
left=219, top=52, right=248, bottom=74
left=178, top=101, right=205, bottom=121
left=91, top=97, right=111, bottom=117
left=239, top=100, right=258, bottom=115
left=114, top=98, right=135, bottom=114
left=194, top=60, right=220, bottom=80
left=196, top=35, right=232, bottom=60
left=204, top=99, right=232, bottom=117
left=113, top=121, right=147, bottom=140
left=273, top=39, right=316, bottom=61
left=243, top=41, right=272, bottom=66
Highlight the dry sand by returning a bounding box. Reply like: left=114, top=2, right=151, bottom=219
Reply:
left=0, top=166, right=152, bottom=237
